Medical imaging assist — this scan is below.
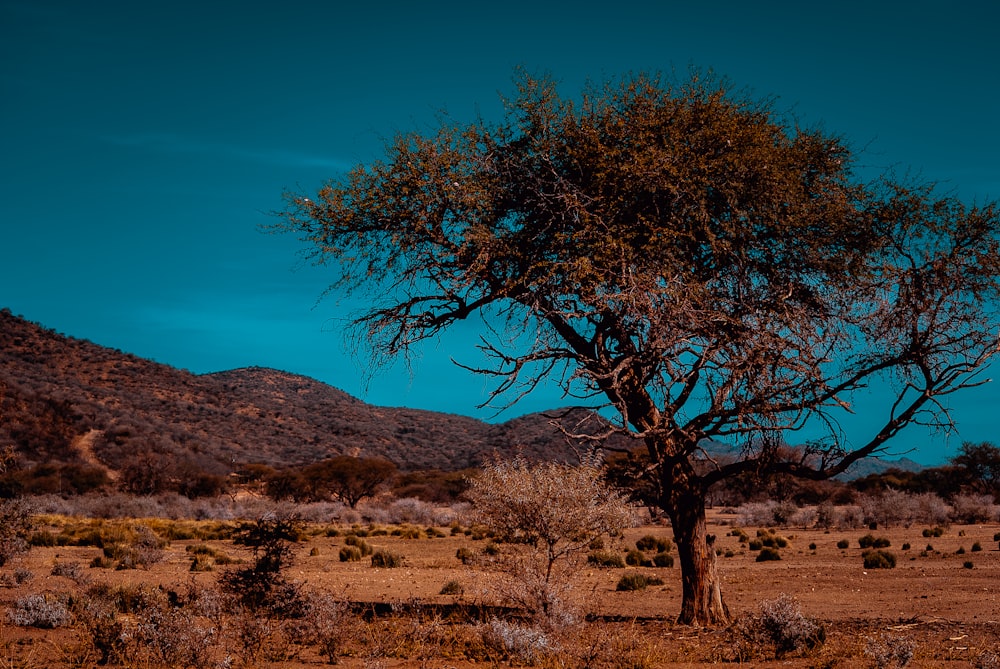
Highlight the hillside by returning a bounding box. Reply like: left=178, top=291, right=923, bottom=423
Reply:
left=0, top=309, right=604, bottom=479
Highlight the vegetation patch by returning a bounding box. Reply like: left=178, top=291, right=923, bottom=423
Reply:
left=616, top=573, right=665, bottom=591
left=862, top=549, right=897, bottom=569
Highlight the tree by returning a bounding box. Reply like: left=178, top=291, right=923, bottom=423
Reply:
left=303, top=455, right=397, bottom=507
left=950, top=441, right=1000, bottom=497
left=465, top=456, right=635, bottom=625
left=277, top=70, right=1000, bottom=625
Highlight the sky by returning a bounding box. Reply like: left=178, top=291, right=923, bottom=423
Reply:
left=2, top=1, right=998, bottom=465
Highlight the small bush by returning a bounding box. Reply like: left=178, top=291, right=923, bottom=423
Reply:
left=615, top=573, right=664, bottom=591
left=343, top=534, right=373, bottom=555
left=902, top=542, right=911, bottom=550
left=957, top=546, right=967, bottom=555
left=440, top=579, right=464, bottom=595
left=652, top=552, right=674, bottom=568
left=756, top=547, right=782, bottom=562
left=481, top=618, right=552, bottom=664
left=7, top=593, right=73, bottom=628
left=863, top=549, right=897, bottom=569
left=864, top=632, right=916, bottom=668
left=587, top=550, right=626, bottom=568
left=748, top=539, right=764, bottom=550
left=338, top=546, right=362, bottom=562
left=972, top=541, right=983, bottom=552
left=625, top=549, right=652, bottom=567
left=370, top=549, right=404, bottom=568
left=922, top=526, right=945, bottom=538
left=837, top=539, right=850, bottom=549
left=455, top=547, right=475, bottom=564
left=635, top=535, right=672, bottom=553
left=51, top=560, right=88, bottom=584
left=859, top=533, right=890, bottom=548
left=734, top=593, right=824, bottom=660
left=964, top=560, right=975, bottom=569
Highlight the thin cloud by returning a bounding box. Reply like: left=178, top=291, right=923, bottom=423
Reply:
left=102, top=132, right=354, bottom=172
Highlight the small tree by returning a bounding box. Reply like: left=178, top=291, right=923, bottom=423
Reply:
left=220, top=513, right=304, bottom=616
left=466, top=456, right=635, bottom=624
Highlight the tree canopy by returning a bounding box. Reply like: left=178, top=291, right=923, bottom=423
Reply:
left=278, top=70, right=1000, bottom=625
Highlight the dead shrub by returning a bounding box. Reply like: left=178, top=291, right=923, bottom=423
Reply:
left=863, top=632, right=916, bottom=668
left=733, top=593, right=824, bottom=660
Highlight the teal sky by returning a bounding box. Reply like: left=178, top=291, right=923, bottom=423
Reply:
left=2, top=1, right=998, bottom=464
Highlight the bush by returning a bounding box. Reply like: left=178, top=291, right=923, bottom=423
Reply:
left=440, top=579, right=464, bottom=595
left=455, top=546, right=475, bottom=564
left=734, top=593, right=825, bottom=660
left=7, top=593, right=73, bottom=628
left=837, top=539, right=850, bottom=549
left=652, top=552, right=674, bottom=568
left=587, top=550, right=626, bottom=568
left=220, top=514, right=305, bottom=616
left=615, top=573, right=665, bottom=591
left=964, top=560, right=975, bottom=569
left=859, top=533, right=889, bottom=548
left=0, top=499, right=33, bottom=567
left=625, top=549, right=651, bottom=567
left=756, top=547, right=782, bottom=562
left=51, top=560, right=88, bottom=583
left=635, top=535, right=672, bottom=553
left=338, top=546, right=362, bottom=562
left=863, top=632, right=916, bottom=668
left=370, top=549, right=404, bottom=568
left=923, top=526, right=945, bottom=537
left=972, top=541, right=983, bottom=552
left=481, top=618, right=553, bottom=664
left=863, top=549, right=897, bottom=569
left=344, top=534, right=373, bottom=555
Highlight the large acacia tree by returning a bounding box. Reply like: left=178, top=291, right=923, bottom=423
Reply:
left=277, top=71, right=1000, bottom=625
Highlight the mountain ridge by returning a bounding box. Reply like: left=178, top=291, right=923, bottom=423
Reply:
left=0, top=308, right=924, bottom=482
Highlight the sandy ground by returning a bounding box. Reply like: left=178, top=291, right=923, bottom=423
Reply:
left=2, top=511, right=999, bottom=667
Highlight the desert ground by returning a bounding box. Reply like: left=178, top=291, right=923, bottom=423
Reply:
left=2, top=509, right=999, bottom=668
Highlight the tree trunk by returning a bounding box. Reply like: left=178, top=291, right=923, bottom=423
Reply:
left=663, top=464, right=731, bottom=627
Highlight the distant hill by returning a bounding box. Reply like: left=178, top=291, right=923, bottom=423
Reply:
left=0, top=309, right=618, bottom=480
left=836, top=455, right=926, bottom=480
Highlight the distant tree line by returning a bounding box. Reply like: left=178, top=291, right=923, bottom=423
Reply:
left=605, top=441, right=1000, bottom=511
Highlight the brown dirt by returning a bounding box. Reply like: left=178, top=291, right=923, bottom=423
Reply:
left=2, top=511, right=999, bottom=667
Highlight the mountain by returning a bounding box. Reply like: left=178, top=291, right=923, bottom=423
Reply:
left=836, top=455, right=926, bottom=480
left=0, top=309, right=605, bottom=479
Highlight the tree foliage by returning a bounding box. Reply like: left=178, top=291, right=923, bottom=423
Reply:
left=279, top=69, right=1000, bottom=624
